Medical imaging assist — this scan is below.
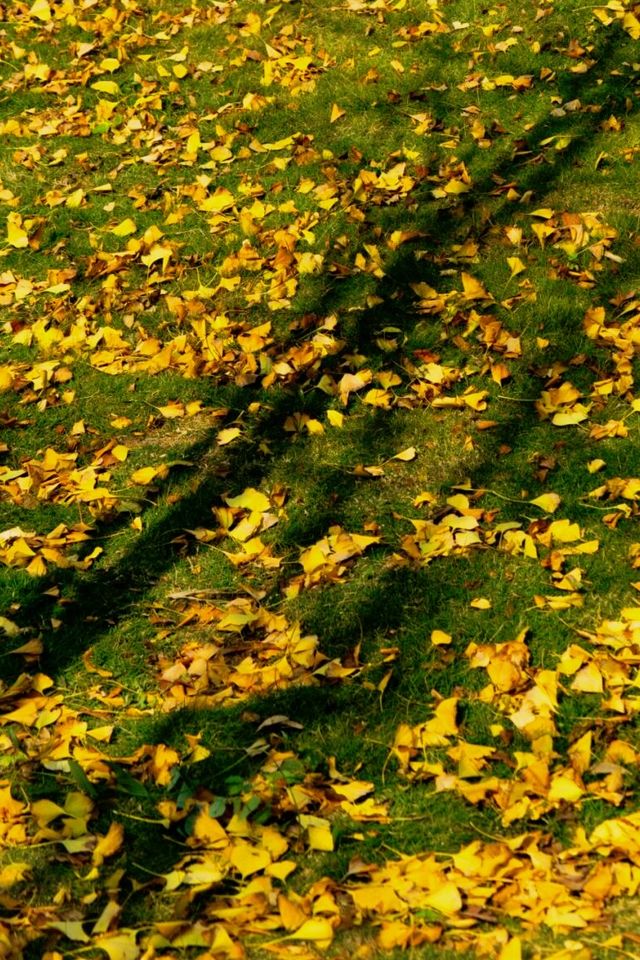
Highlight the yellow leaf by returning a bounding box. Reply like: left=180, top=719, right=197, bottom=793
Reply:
left=423, top=882, right=462, bottom=916
left=229, top=843, right=271, bottom=877
left=499, top=937, right=522, bottom=960
left=224, top=488, right=270, bottom=512
left=111, top=445, right=128, bottom=462
left=587, top=459, right=605, bottom=473
left=327, top=410, right=344, bottom=428
left=623, top=11, right=640, bottom=38
left=130, top=466, right=157, bottom=485
left=300, top=815, right=334, bottom=851
left=92, top=80, right=120, bottom=95
left=530, top=492, right=561, bottom=513
left=0, top=862, right=30, bottom=889
left=444, top=179, right=471, bottom=195
left=392, top=446, right=416, bottom=461
left=217, top=427, right=241, bottom=446
left=48, top=921, right=89, bottom=943
left=330, top=103, right=346, bottom=123
left=111, top=218, right=137, bottom=237
left=552, top=409, right=589, bottom=427
left=278, top=894, right=308, bottom=931
left=93, top=932, right=139, bottom=960
left=6, top=213, right=28, bottom=249
left=92, top=822, right=124, bottom=866
left=530, top=208, right=555, bottom=219
left=285, top=918, right=334, bottom=944
left=65, top=188, right=85, bottom=208
left=571, top=661, right=603, bottom=693
left=548, top=773, right=583, bottom=804
left=470, top=597, right=491, bottom=609
left=461, top=273, right=489, bottom=300
left=200, top=188, right=235, bottom=212
left=507, top=256, right=526, bottom=277
left=157, top=402, right=185, bottom=419
left=548, top=519, right=581, bottom=543
left=29, top=0, right=51, bottom=19
left=10, top=637, right=43, bottom=656
left=431, top=630, right=452, bottom=646
left=0, top=617, right=20, bottom=638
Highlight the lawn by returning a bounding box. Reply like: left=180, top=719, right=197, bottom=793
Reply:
left=2, top=0, right=640, bottom=957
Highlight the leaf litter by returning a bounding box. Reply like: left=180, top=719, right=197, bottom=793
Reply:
left=3, top=0, right=640, bottom=957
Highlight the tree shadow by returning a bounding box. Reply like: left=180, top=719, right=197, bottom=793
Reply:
left=3, top=9, right=639, bottom=799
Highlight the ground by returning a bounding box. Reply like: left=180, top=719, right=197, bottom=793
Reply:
left=2, top=0, right=640, bottom=957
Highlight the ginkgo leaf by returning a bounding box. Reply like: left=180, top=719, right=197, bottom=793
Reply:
left=48, top=921, right=90, bottom=943
left=330, top=103, right=346, bottom=123
left=6, top=213, right=28, bottom=248
left=229, top=844, right=271, bottom=877
left=217, top=427, right=241, bottom=445
left=391, top=446, right=416, bottom=461
left=93, top=932, right=139, bottom=960
left=92, top=80, right=120, bottom=95
left=111, top=218, right=137, bottom=237
left=470, top=597, right=491, bottom=609
left=92, top=821, right=124, bottom=865
left=29, top=0, right=51, bottom=19
left=299, top=815, right=334, bottom=851
left=530, top=492, right=561, bottom=513
left=0, top=863, right=30, bottom=889
left=507, top=256, right=526, bottom=277
left=284, top=918, right=334, bottom=943
left=130, top=466, right=158, bottom=485
left=224, top=488, right=270, bottom=512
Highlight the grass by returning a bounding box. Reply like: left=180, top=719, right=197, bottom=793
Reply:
left=3, top=0, right=640, bottom=956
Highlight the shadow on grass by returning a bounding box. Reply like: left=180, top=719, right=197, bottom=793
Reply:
left=4, top=14, right=635, bottom=669
left=4, top=19, right=640, bottom=873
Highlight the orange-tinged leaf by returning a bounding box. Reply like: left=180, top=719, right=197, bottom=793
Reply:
left=330, top=103, right=346, bottom=123
left=92, top=822, right=124, bottom=866
left=278, top=894, right=308, bottom=931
